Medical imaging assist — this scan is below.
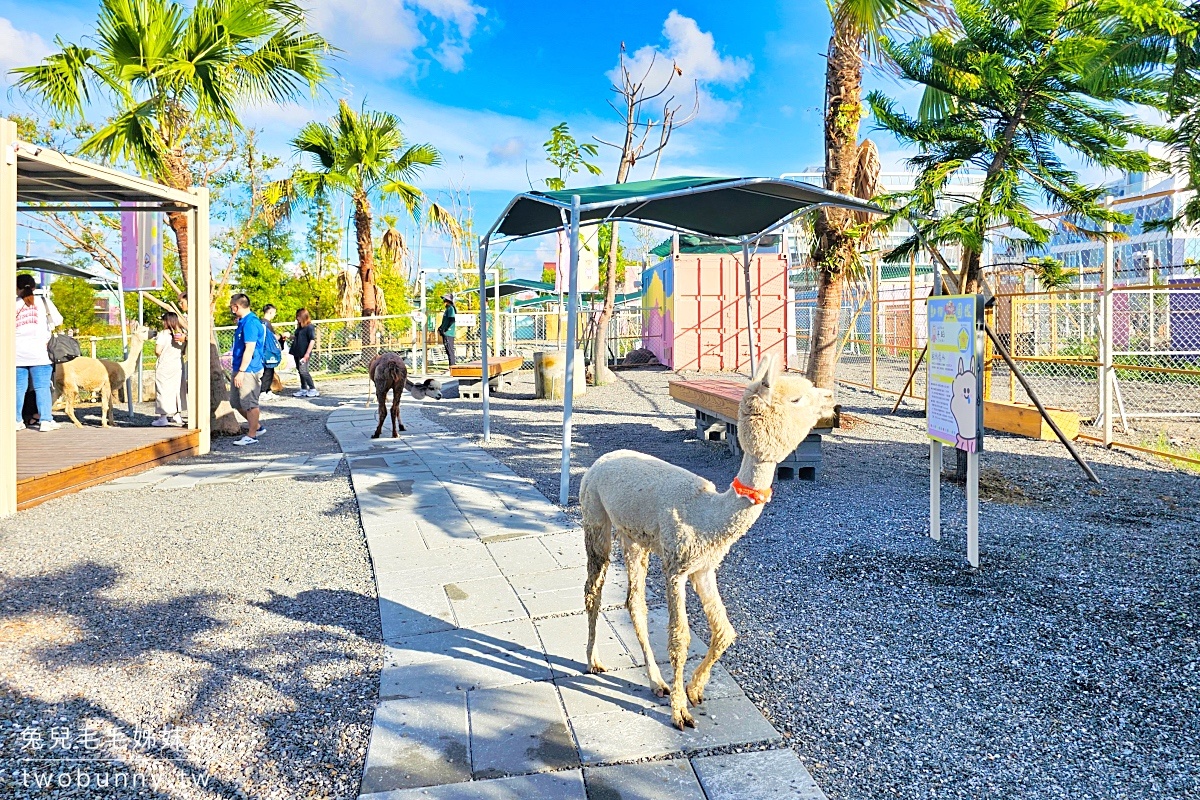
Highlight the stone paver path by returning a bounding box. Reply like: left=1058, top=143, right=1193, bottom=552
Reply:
left=327, top=404, right=827, bottom=800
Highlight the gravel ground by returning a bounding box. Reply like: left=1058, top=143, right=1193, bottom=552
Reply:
left=421, top=368, right=1200, bottom=800
left=0, top=379, right=380, bottom=799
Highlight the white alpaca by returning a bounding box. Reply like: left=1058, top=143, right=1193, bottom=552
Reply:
left=580, top=356, right=836, bottom=729
left=100, top=325, right=149, bottom=414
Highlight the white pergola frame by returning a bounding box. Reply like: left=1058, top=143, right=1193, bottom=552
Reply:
left=1, top=117, right=212, bottom=517
left=476, top=177, right=883, bottom=506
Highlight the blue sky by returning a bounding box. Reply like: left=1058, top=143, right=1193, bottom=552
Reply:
left=0, top=1, right=926, bottom=278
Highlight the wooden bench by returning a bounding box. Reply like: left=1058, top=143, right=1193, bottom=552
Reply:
left=449, top=355, right=524, bottom=398
left=669, top=378, right=838, bottom=481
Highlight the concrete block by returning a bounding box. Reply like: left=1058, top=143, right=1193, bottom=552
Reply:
left=486, top=538, right=560, bottom=578
left=359, top=770, right=585, bottom=800
left=584, top=760, right=706, bottom=800
left=379, top=588, right=456, bottom=642
left=691, top=749, right=827, bottom=800
left=510, top=566, right=628, bottom=618
left=467, top=681, right=578, bottom=779
left=359, top=694, right=471, bottom=794
left=534, top=614, right=637, bottom=678
left=444, top=576, right=527, bottom=628
left=381, top=618, right=551, bottom=698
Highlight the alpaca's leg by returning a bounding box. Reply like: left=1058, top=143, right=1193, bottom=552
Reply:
left=372, top=387, right=386, bottom=438
left=100, top=384, right=110, bottom=428
left=624, top=540, right=668, bottom=696
left=686, top=568, right=735, bottom=707
left=64, top=388, right=83, bottom=428
left=583, top=511, right=612, bottom=674
left=666, top=572, right=695, bottom=729
left=392, top=389, right=404, bottom=436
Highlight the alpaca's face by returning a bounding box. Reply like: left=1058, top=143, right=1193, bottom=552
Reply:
left=406, top=378, right=441, bottom=400
left=738, top=358, right=836, bottom=463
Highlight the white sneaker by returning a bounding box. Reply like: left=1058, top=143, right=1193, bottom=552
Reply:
left=151, top=416, right=170, bottom=427
left=170, top=414, right=183, bottom=426
left=233, top=435, right=258, bottom=446
left=16, top=420, right=25, bottom=431
left=293, top=390, right=309, bottom=397
left=39, top=420, right=61, bottom=432
left=306, top=389, right=320, bottom=397
left=254, top=426, right=266, bottom=435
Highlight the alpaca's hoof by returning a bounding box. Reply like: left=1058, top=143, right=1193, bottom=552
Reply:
left=672, top=707, right=696, bottom=730
left=652, top=682, right=670, bottom=698
left=587, top=661, right=608, bottom=675
left=371, top=431, right=381, bottom=439
left=686, top=684, right=705, bottom=707
left=398, top=424, right=406, bottom=431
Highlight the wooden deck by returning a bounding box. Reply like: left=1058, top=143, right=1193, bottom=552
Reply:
left=17, top=426, right=200, bottom=510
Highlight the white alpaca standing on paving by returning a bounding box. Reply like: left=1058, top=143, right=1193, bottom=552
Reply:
left=580, top=355, right=836, bottom=730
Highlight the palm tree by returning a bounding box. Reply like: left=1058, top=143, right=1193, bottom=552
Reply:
left=806, top=0, right=951, bottom=390
left=12, top=0, right=333, bottom=276
left=269, top=99, right=441, bottom=339
left=867, top=0, right=1176, bottom=290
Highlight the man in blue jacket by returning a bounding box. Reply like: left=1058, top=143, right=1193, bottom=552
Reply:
left=229, top=293, right=265, bottom=445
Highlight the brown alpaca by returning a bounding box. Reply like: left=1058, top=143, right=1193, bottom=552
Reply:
left=53, top=357, right=114, bottom=428
left=368, top=352, right=441, bottom=438
left=579, top=356, right=836, bottom=729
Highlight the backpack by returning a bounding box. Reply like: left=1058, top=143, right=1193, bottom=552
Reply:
left=40, top=296, right=80, bottom=364
left=261, top=324, right=282, bottom=368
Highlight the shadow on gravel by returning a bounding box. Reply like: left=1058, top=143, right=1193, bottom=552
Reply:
left=0, top=567, right=377, bottom=799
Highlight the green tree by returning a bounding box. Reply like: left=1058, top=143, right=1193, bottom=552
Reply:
left=868, top=0, right=1179, bottom=293
left=806, top=0, right=951, bottom=389
left=50, top=276, right=103, bottom=334
left=543, top=122, right=602, bottom=191
left=596, top=224, right=632, bottom=288
left=269, top=99, right=441, bottom=334
left=233, top=215, right=295, bottom=319
left=12, top=0, right=333, bottom=282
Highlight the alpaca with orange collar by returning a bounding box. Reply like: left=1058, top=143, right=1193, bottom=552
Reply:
left=579, top=356, right=836, bottom=730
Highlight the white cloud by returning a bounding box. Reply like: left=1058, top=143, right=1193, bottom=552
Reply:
left=487, top=136, right=527, bottom=167
left=0, top=17, right=50, bottom=78
left=610, top=11, right=753, bottom=122
left=306, top=0, right=486, bottom=75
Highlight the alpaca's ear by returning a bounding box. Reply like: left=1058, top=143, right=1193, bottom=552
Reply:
left=750, top=355, right=775, bottom=400
left=751, top=355, right=771, bottom=385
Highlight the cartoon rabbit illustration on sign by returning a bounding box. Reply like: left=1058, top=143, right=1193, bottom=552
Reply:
left=950, top=356, right=979, bottom=452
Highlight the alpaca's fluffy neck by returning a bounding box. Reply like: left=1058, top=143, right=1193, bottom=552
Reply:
left=699, top=449, right=778, bottom=553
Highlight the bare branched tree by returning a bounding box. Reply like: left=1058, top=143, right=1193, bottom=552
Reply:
left=590, top=45, right=699, bottom=384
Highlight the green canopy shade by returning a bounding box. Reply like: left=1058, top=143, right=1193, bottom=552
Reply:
left=649, top=233, right=781, bottom=258
left=493, top=176, right=883, bottom=240
left=482, top=278, right=554, bottom=299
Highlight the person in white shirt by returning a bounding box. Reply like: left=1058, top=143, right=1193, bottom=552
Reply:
left=152, top=311, right=186, bottom=427
left=15, top=274, right=63, bottom=432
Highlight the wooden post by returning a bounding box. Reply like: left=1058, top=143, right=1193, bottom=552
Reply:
left=188, top=188, right=212, bottom=455
left=1, top=118, right=18, bottom=516
left=870, top=255, right=879, bottom=392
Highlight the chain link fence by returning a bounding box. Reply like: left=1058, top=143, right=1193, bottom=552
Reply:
left=794, top=262, right=1200, bottom=470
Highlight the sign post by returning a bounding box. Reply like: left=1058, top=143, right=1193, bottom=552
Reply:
left=927, top=293, right=985, bottom=568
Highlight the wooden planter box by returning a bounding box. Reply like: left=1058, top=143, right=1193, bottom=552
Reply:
left=983, top=400, right=1081, bottom=441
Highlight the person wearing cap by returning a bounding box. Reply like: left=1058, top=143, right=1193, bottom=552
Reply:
left=437, top=294, right=457, bottom=367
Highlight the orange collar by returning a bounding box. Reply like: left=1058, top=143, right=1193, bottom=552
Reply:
left=731, top=477, right=772, bottom=505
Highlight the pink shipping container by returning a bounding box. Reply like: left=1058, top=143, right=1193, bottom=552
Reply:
left=642, top=253, right=793, bottom=372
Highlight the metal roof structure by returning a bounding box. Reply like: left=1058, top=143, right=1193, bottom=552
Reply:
left=12, top=140, right=195, bottom=211
left=476, top=175, right=885, bottom=506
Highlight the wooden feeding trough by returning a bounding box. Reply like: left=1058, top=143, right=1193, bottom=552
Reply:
left=450, top=355, right=524, bottom=399
left=984, top=400, right=1081, bottom=441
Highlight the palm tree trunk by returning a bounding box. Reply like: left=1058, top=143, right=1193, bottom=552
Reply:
left=354, top=193, right=379, bottom=348
left=592, top=222, right=619, bottom=385
left=807, top=25, right=864, bottom=390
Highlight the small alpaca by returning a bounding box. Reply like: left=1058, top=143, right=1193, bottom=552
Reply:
left=950, top=356, right=979, bottom=453
left=53, top=357, right=114, bottom=428
left=368, top=352, right=441, bottom=438
left=580, top=356, right=836, bottom=729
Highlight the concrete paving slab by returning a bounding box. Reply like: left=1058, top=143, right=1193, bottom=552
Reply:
left=510, top=566, right=628, bottom=618
left=486, top=538, right=559, bottom=578
left=381, top=618, right=550, bottom=698
left=469, top=508, right=575, bottom=539
left=418, top=515, right=486, bottom=548
left=641, top=694, right=781, bottom=750
left=467, top=681, right=578, bottom=779
left=538, top=531, right=587, bottom=569
left=374, top=544, right=501, bottom=589
left=691, top=750, right=827, bottom=800
left=534, top=614, right=638, bottom=678
left=360, top=694, right=471, bottom=794
left=379, top=588, right=456, bottom=642
left=359, top=769, right=585, bottom=800
left=606, top=607, right=709, bottom=667
left=556, top=661, right=742, bottom=720
left=583, top=760, right=706, bottom=800
left=444, top=576, right=527, bottom=628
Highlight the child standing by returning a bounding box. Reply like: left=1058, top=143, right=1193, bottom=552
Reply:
left=152, top=312, right=186, bottom=426
left=260, top=304, right=283, bottom=397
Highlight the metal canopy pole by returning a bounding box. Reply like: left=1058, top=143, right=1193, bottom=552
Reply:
left=742, top=238, right=757, bottom=373
left=560, top=196, right=582, bottom=507
left=494, top=267, right=501, bottom=356
left=420, top=271, right=427, bottom=372
left=479, top=239, right=491, bottom=441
